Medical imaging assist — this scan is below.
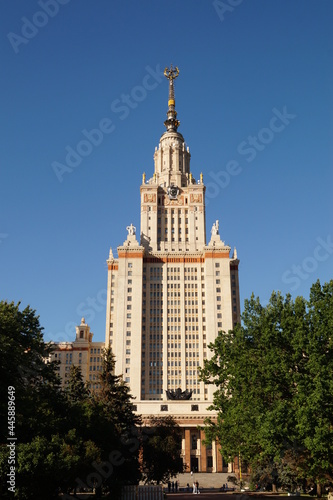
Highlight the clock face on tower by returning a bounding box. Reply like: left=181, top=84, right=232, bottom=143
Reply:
left=167, top=185, right=179, bottom=200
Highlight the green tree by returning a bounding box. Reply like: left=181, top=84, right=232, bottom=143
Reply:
left=0, top=301, right=63, bottom=440
left=293, top=280, right=333, bottom=495
left=89, top=347, right=141, bottom=498
left=14, top=431, right=100, bottom=500
left=65, top=364, right=90, bottom=403
left=141, top=415, right=184, bottom=484
left=200, top=281, right=333, bottom=494
left=0, top=301, right=70, bottom=499
left=0, top=304, right=145, bottom=499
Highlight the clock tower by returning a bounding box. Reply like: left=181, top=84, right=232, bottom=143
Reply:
left=140, top=65, right=206, bottom=253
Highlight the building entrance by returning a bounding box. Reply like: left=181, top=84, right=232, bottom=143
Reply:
left=190, top=456, right=198, bottom=472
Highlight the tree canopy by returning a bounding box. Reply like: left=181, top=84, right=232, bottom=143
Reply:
left=200, top=280, right=333, bottom=494
left=0, top=302, right=182, bottom=499
left=141, top=415, right=184, bottom=484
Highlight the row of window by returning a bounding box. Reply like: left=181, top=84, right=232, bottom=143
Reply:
left=89, top=366, right=102, bottom=371
left=54, top=352, right=83, bottom=358
left=158, top=209, right=189, bottom=215
left=157, top=217, right=189, bottom=225
left=90, top=347, right=101, bottom=354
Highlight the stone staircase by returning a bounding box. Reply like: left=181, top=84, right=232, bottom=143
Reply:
left=166, top=472, right=237, bottom=489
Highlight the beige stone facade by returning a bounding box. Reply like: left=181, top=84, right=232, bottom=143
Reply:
left=105, top=67, right=241, bottom=472
left=50, top=318, right=104, bottom=392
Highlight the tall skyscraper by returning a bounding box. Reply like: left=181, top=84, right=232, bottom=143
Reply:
left=105, top=66, right=240, bottom=472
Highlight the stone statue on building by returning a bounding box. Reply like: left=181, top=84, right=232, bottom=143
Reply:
left=211, top=220, right=219, bottom=235
left=126, top=223, right=136, bottom=236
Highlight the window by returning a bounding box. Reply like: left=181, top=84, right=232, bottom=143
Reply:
left=128, top=263, right=133, bottom=268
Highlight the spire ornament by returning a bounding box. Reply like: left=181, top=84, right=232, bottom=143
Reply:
left=164, top=64, right=180, bottom=132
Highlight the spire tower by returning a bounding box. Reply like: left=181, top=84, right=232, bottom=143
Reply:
left=105, top=65, right=241, bottom=475
left=164, top=65, right=180, bottom=132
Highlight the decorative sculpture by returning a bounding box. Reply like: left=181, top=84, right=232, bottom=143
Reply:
left=164, top=64, right=179, bottom=81
left=211, top=220, right=219, bottom=235
left=126, top=223, right=136, bottom=236
left=165, top=388, right=193, bottom=400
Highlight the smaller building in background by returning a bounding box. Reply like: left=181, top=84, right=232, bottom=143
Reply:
left=50, top=317, right=105, bottom=392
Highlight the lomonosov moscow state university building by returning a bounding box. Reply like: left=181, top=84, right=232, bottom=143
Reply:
left=104, top=67, right=241, bottom=474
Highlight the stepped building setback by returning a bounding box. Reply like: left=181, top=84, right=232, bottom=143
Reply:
left=105, top=66, right=241, bottom=473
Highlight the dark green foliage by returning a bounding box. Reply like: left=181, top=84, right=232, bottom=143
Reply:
left=91, top=347, right=141, bottom=498
left=0, top=301, right=63, bottom=441
left=65, top=364, right=90, bottom=403
left=141, top=415, right=184, bottom=484
left=200, top=280, right=333, bottom=492
left=0, top=302, right=141, bottom=499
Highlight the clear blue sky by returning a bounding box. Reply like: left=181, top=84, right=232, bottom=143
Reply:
left=1, top=0, right=332, bottom=343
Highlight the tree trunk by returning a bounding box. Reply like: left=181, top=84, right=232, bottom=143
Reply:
left=317, top=483, right=322, bottom=498
left=272, top=483, right=277, bottom=493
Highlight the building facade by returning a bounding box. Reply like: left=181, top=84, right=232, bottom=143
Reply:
left=105, top=66, right=241, bottom=472
left=50, top=317, right=104, bottom=392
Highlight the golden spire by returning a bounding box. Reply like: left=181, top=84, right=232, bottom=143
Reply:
left=163, top=64, right=180, bottom=131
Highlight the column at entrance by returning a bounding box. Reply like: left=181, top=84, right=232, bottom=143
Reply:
left=184, top=428, right=191, bottom=472
left=216, top=441, right=223, bottom=472
left=200, top=430, right=207, bottom=472
left=212, top=440, right=217, bottom=472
